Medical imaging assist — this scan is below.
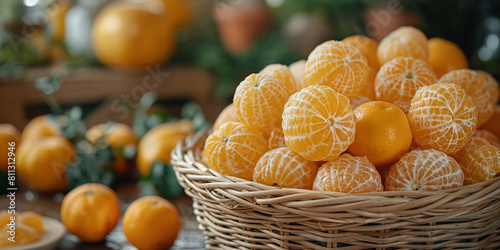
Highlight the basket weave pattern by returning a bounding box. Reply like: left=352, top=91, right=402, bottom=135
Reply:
left=171, top=131, right=500, bottom=249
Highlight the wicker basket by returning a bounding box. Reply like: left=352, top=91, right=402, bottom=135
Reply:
left=171, top=131, right=500, bottom=249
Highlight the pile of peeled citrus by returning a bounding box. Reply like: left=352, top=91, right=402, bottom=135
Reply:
left=0, top=211, right=44, bottom=247
left=205, top=26, right=500, bottom=193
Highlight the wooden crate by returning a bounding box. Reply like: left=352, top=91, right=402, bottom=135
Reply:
left=0, top=66, right=225, bottom=130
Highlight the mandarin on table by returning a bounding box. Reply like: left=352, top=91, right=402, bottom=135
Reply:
left=342, top=35, right=380, bottom=70
left=452, top=130, right=500, bottom=162
left=377, top=26, right=428, bottom=65
left=427, top=37, right=468, bottom=78
left=61, top=183, right=121, bottom=243
left=375, top=57, right=436, bottom=113
left=289, top=59, right=307, bottom=91
left=204, top=121, right=268, bottom=180
left=253, top=147, right=319, bottom=189
left=313, top=154, right=383, bottom=193
left=438, top=69, right=500, bottom=127
left=385, top=149, right=464, bottom=191
left=268, top=127, right=286, bottom=150
left=260, top=64, right=301, bottom=93
left=213, top=103, right=239, bottom=131
left=282, top=85, right=356, bottom=161
left=347, top=101, right=412, bottom=167
left=234, top=73, right=292, bottom=129
left=304, top=40, right=368, bottom=98
left=408, top=83, right=478, bottom=154
left=480, top=105, right=500, bottom=139
left=20, top=115, right=60, bottom=142
left=123, top=196, right=181, bottom=250
left=460, top=145, right=500, bottom=185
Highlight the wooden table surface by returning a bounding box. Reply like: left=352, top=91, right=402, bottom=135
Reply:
left=0, top=183, right=206, bottom=250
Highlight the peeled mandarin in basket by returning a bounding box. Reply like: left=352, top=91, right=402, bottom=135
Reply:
left=377, top=26, right=428, bottom=65
left=304, top=40, right=368, bottom=98
left=61, top=183, right=121, bottom=243
left=451, top=130, right=500, bottom=163
left=19, top=211, right=44, bottom=234
left=313, top=154, right=383, bottom=193
left=427, top=37, right=468, bottom=78
left=385, top=149, right=464, bottom=191
left=253, top=147, right=319, bottom=189
left=234, top=73, right=292, bottom=129
left=123, top=196, right=180, bottom=250
left=342, top=35, right=380, bottom=70
left=408, top=83, right=478, bottom=155
left=289, top=59, right=307, bottom=91
left=347, top=101, right=412, bottom=167
left=438, top=69, right=499, bottom=127
left=282, top=85, right=356, bottom=161
left=260, top=64, right=301, bottom=93
left=204, top=122, right=268, bottom=180
left=213, top=103, right=239, bottom=131
left=460, top=145, right=500, bottom=185
left=375, top=57, right=436, bottom=113
left=268, top=127, right=286, bottom=150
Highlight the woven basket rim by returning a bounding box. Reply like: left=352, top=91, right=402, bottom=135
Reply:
left=171, top=129, right=500, bottom=199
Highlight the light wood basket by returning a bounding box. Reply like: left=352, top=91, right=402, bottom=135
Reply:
left=171, top=131, right=500, bottom=249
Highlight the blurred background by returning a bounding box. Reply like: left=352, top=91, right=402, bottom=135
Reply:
left=1, top=0, right=500, bottom=129
left=1, top=1, right=500, bottom=248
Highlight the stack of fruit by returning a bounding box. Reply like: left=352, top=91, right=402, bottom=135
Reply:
left=205, top=26, right=500, bottom=193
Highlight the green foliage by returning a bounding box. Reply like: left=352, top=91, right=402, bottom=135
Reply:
left=139, top=162, right=183, bottom=199
left=66, top=139, right=115, bottom=190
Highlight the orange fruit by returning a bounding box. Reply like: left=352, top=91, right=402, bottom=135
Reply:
left=289, top=59, right=307, bottom=91
left=342, top=35, right=380, bottom=70
left=233, top=73, right=292, bottom=129
left=408, top=83, right=478, bottom=155
left=213, top=103, right=239, bottom=131
left=347, top=101, right=412, bottom=167
left=357, top=66, right=376, bottom=100
left=480, top=105, right=500, bottom=139
left=0, top=124, right=20, bottom=172
left=87, top=123, right=138, bottom=174
left=92, top=0, right=176, bottom=69
left=61, top=183, right=121, bottom=243
left=123, top=196, right=181, bottom=250
left=137, top=120, right=194, bottom=177
left=17, top=136, right=75, bottom=192
left=160, top=0, right=191, bottom=28
left=0, top=223, right=39, bottom=246
left=375, top=57, right=436, bottom=113
left=253, top=147, right=319, bottom=189
left=452, top=130, right=500, bottom=162
left=304, top=40, right=368, bottom=98
left=427, top=38, right=468, bottom=78
left=349, top=95, right=372, bottom=110
left=260, top=64, right=301, bottom=93
left=438, top=69, right=500, bottom=127
left=18, top=212, right=44, bottom=234
left=377, top=26, right=428, bottom=65
left=460, top=145, right=500, bottom=185
left=268, top=127, right=286, bottom=150
left=20, top=115, right=60, bottom=142
left=385, top=149, right=464, bottom=191
left=282, top=85, right=356, bottom=161
left=313, top=154, right=383, bottom=193
left=204, top=122, right=268, bottom=180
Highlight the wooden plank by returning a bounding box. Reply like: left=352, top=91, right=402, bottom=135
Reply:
left=0, top=66, right=220, bottom=130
